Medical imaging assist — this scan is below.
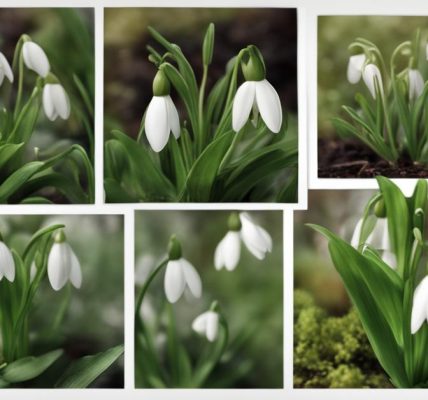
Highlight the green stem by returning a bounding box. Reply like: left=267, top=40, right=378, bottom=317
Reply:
left=218, top=129, right=244, bottom=172
left=197, top=65, right=209, bottom=153
left=13, top=50, right=25, bottom=122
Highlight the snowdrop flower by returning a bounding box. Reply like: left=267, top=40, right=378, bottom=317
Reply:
left=232, top=45, right=282, bottom=133
left=362, top=63, right=383, bottom=99
left=192, top=310, right=219, bottom=342
left=215, top=212, right=272, bottom=271
left=408, top=69, right=424, bottom=101
left=145, top=70, right=180, bottom=152
left=411, top=276, right=428, bottom=334
left=0, top=52, right=13, bottom=86
left=351, top=217, right=396, bottom=268
left=0, top=238, right=15, bottom=282
left=47, top=230, right=82, bottom=291
left=43, top=82, right=70, bottom=121
left=347, top=54, right=366, bottom=84
left=22, top=39, right=50, bottom=78
left=164, top=235, right=202, bottom=303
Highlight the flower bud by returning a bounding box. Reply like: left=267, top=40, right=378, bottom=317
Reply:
left=374, top=198, right=386, bottom=218
left=202, top=23, right=215, bottom=66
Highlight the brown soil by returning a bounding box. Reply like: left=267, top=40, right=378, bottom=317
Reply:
left=318, top=138, right=428, bottom=178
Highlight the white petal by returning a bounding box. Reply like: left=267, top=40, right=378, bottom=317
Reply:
left=239, top=212, right=272, bottom=260
left=381, top=250, right=396, bottom=269
left=69, top=248, right=82, bottom=289
left=232, top=81, right=256, bottom=132
left=0, top=241, right=15, bottom=282
left=214, top=231, right=241, bottom=271
left=164, top=260, right=185, bottom=303
left=165, top=95, right=180, bottom=139
left=47, top=242, right=72, bottom=291
left=222, top=231, right=241, bottom=271
left=30, top=261, right=37, bottom=282
left=22, top=41, right=50, bottom=78
left=192, top=312, right=209, bottom=335
left=205, top=311, right=219, bottom=342
left=347, top=54, right=365, bottom=84
left=50, top=84, right=70, bottom=120
left=351, top=218, right=363, bottom=248
left=214, top=238, right=226, bottom=270
left=369, top=218, right=389, bottom=250
left=411, top=276, right=428, bottom=334
left=408, top=69, right=424, bottom=101
left=43, top=84, right=57, bottom=121
left=0, top=70, right=4, bottom=87
left=255, top=79, right=282, bottom=133
left=362, top=64, right=383, bottom=99
left=180, top=258, right=202, bottom=299
left=145, top=96, right=170, bottom=152
left=0, top=52, right=13, bottom=83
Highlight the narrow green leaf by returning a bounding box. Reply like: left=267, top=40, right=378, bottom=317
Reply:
left=1, top=349, right=63, bottom=383
left=55, top=344, right=124, bottom=388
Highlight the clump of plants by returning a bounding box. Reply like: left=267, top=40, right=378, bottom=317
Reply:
left=0, top=31, right=94, bottom=204
left=334, top=31, right=428, bottom=164
left=0, top=223, right=123, bottom=387
left=294, top=289, right=391, bottom=388
left=309, top=176, right=428, bottom=388
left=104, top=23, right=297, bottom=203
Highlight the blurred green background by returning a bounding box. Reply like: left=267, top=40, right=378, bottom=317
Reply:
left=104, top=8, right=297, bottom=141
left=135, top=210, right=283, bottom=388
left=0, top=214, right=124, bottom=388
left=318, top=16, right=428, bottom=139
left=294, top=189, right=393, bottom=388
left=0, top=8, right=94, bottom=164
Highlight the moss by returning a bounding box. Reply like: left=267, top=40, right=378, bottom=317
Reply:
left=293, top=289, right=392, bottom=388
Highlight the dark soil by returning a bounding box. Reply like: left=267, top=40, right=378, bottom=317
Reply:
left=318, top=138, right=428, bottom=178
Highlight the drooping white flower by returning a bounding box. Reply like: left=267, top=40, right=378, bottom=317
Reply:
left=239, top=212, right=272, bottom=260
left=362, top=64, right=383, bottom=99
left=0, top=52, right=13, bottom=86
left=192, top=310, right=219, bottom=342
left=43, top=83, right=70, bottom=121
left=351, top=217, right=396, bottom=269
left=347, top=54, right=366, bottom=84
left=47, top=231, right=82, bottom=291
left=411, top=276, right=428, bottom=334
left=22, top=41, right=50, bottom=78
left=0, top=240, right=15, bottom=282
left=232, top=79, right=282, bottom=133
left=164, top=257, right=202, bottom=303
left=145, top=95, right=180, bottom=152
left=214, top=231, right=241, bottom=271
left=408, top=69, right=424, bottom=101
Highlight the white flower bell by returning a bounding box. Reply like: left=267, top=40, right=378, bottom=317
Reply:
left=0, top=52, right=13, bottom=86
left=347, top=54, right=366, bottom=84
left=145, top=70, right=180, bottom=152
left=192, top=310, right=220, bottom=342
left=408, top=69, right=424, bottom=101
left=47, top=230, right=82, bottom=291
left=362, top=63, right=383, bottom=99
left=43, top=83, right=71, bottom=121
left=164, top=236, right=202, bottom=303
left=22, top=40, right=50, bottom=78
left=0, top=238, right=15, bottom=282
left=411, top=276, right=428, bottom=334
left=232, top=46, right=282, bottom=133
left=214, top=212, right=272, bottom=271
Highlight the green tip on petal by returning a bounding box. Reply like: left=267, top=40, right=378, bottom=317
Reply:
left=168, top=234, right=182, bottom=260
left=227, top=212, right=242, bottom=231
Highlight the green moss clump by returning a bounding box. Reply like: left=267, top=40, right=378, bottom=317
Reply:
left=293, top=289, right=392, bottom=388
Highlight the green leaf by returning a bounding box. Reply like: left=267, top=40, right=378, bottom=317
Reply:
left=181, top=131, right=234, bottom=201
left=0, top=142, right=24, bottom=170
left=55, top=344, right=124, bottom=388
left=1, top=349, right=63, bottom=383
